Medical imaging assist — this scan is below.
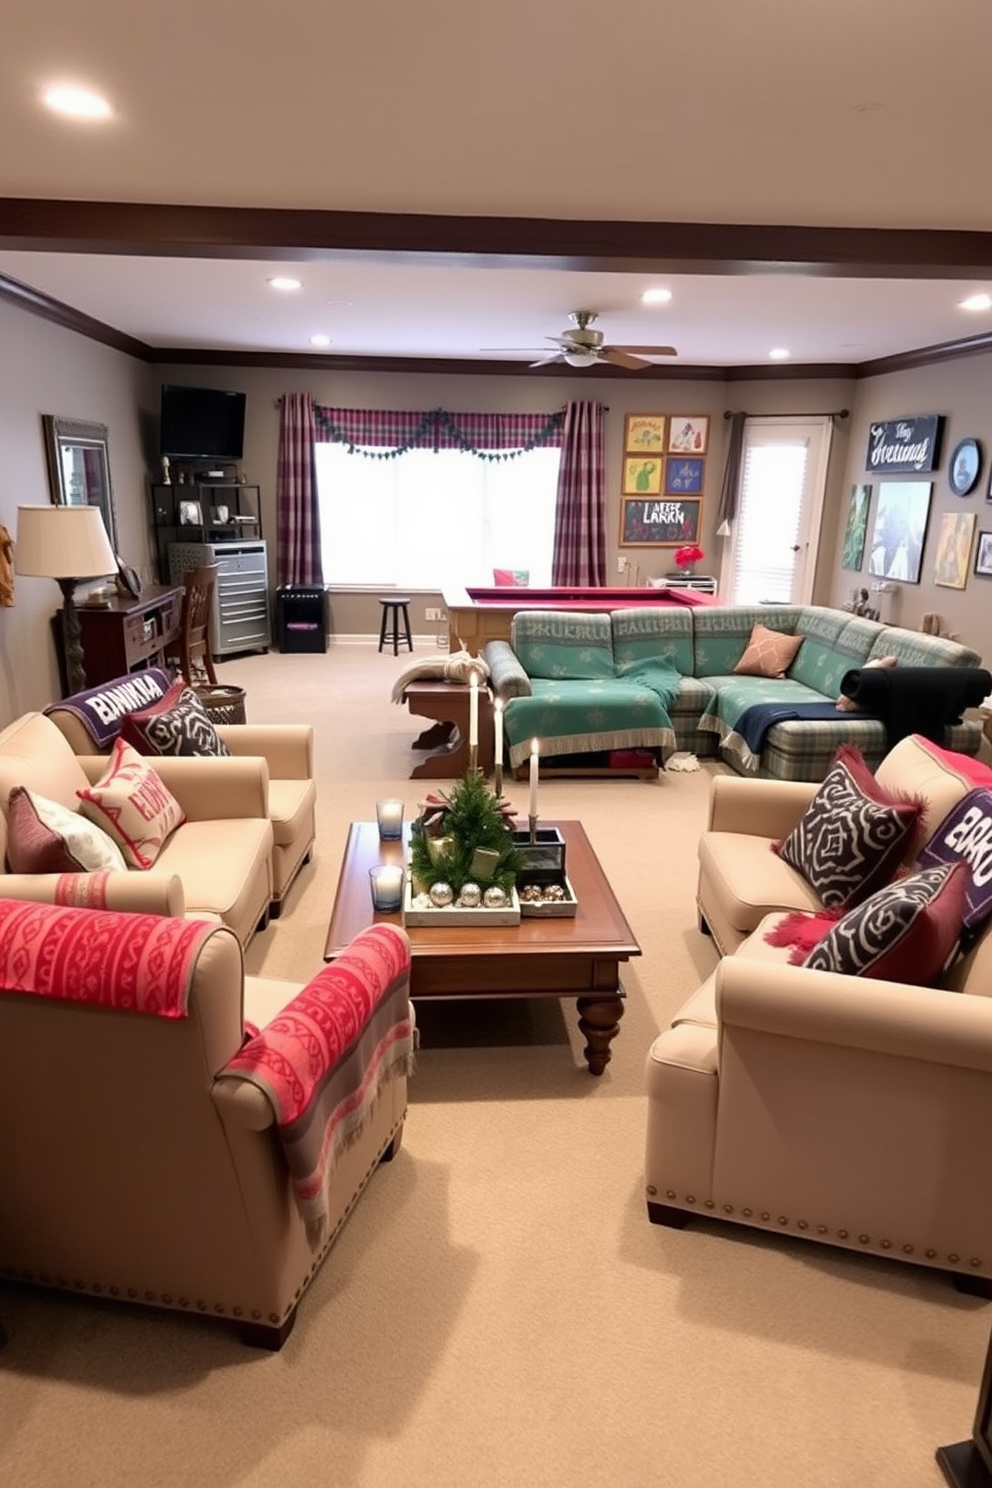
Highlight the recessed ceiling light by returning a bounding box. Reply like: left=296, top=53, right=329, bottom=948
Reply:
left=267, top=276, right=302, bottom=291
left=641, top=288, right=672, bottom=304
left=960, top=293, right=992, bottom=312
left=42, top=85, right=112, bottom=119
left=769, top=348, right=791, bottom=360
left=309, top=334, right=331, bottom=347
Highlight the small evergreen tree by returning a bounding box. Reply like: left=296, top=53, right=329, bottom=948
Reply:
left=410, top=771, right=522, bottom=896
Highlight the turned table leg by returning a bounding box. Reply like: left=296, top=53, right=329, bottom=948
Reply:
left=576, top=993, right=625, bottom=1075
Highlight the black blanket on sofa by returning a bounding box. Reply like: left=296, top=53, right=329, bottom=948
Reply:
left=837, top=665, right=992, bottom=747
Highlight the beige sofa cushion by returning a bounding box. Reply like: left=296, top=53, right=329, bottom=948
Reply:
left=157, top=818, right=271, bottom=933
left=698, top=830, right=822, bottom=941
left=0, top=712, right=90, bottom=817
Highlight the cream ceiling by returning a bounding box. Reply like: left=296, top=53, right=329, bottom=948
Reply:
left=3, top=0, right=992, bottom=369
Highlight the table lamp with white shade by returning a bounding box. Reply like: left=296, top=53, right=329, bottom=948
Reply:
left=15, top=504, right=117, bottom=694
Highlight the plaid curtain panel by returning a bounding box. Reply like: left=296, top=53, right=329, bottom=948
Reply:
left=276, top=393, right=323, bottom=587
left=551, top=400, right=607, bottom=586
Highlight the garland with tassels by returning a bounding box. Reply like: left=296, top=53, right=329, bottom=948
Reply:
left=313, top=405, right=565, bottom=461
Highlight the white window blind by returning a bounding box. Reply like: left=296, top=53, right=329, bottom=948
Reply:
left=722, top=417, right=832, bottom=605
left=732, top=441, right=809, bottom=604
left=315, top=443, right=560, bottom=588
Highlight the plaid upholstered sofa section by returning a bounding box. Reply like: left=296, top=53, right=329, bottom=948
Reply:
left=485, top=604, right=985, bottom=782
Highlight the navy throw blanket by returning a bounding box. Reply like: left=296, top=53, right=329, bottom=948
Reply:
left=838, top=666, right=992, bottom=747
left=734, top=701, right=848, bottom=757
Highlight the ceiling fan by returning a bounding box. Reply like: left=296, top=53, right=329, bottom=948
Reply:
left=483, top=310, right=677, bottom=370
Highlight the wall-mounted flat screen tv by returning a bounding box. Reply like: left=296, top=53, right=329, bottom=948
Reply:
left=159, top=384, right=246, bottom=461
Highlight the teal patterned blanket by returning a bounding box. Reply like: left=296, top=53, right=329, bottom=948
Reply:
left=503, top=658, right=681, bottom=766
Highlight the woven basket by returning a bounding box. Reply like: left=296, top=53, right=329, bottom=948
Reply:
left=193, top=685, right=247, bottom=726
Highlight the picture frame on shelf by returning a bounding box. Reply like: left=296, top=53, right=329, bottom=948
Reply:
left=622, top=456, right=663, bottom=496
left=668, top=415, right=709, bottom=455
left=620, top=496, right=702, bottom=547
left=114, top=558, right=143, bottom=601
left=841, top=483, right=871, bottom=571
left=949, top=437, right=982, bottom=496
left=178, top=499, right=203, bottom=526
left=867, top=479, right=932, bottom=584
left=623, top=414, right=666, bottom=454
left=975, top=531, right=992, bottom=577
left=664, top=456, right=705, bottom=496
left=933, top=510, right=977, bottom=589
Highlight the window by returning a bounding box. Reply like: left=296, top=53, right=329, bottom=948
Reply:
left=720, top=417, right=833, bottom=605
left=315, top=443, right=560, bottom=587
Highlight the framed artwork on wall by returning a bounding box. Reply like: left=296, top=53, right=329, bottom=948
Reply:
left=867, top=480, right=932, bottom=584
left=664, top=456, right=705, bottom=495
left=622, top=456, right=663, bottom=496
left=668, top=416, right=709, bottom=455
left=949, top=437, right=982, bottom=496
left=623, top=414, right=666, bottom=454
left=620, top=496, right=702, bottom=546
left=841, top=483, right=871, bottom=571
left=975, top=531, right=992, bottom=577
left=933, top=510, right=977, bottom=589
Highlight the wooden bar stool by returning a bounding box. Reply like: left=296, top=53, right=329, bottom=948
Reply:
left=378, top=597, right=413, bottom=655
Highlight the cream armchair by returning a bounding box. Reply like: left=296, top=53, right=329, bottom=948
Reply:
left=0, top=896, right=413, bottom=1348
left=646, top=733, right=992, bottom=1292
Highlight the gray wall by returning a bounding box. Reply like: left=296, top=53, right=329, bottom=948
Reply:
left=0, top=300, right=153, bottom=723
left=4, top=285, right=991, bottom=723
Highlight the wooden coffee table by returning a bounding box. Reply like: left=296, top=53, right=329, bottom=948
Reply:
left=324, top=819, right=640, bottom=1075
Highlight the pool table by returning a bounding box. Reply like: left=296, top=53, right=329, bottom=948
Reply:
left=442, top=584, right=718, bottom=652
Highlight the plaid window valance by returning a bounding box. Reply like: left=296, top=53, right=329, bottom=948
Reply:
left=313, top=404, right=565, bottom=460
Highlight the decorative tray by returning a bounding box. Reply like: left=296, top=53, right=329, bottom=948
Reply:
left=517, top=872, right=578, bottom=918
left=404, top=883, right=521, bottom=928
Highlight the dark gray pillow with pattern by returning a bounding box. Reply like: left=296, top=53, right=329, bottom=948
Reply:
left=120, top=682, right=231, bottom=757
left=776, top=745, right=922, bottom=910
left=482, top=640, right=532, bottom=700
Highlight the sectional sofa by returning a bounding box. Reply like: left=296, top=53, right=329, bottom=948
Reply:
left=483, top=603, right=985, bottom=782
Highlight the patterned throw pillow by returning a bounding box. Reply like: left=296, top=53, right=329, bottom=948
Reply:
left=732, top=623, right=804, bottom=678
left=802, top=863, right=967, bottom=984
left=77, top=738, right=186, bottom=869
left=776, top=745, right=923, bottom=909
left=6, top=786, right=128, bottom=873
left=121, top=682, right=230, bottom=757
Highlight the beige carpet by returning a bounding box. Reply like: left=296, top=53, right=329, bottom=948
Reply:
left=1, top=641, right=988, bottom=1488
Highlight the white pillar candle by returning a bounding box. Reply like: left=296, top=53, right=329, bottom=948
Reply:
left=529, top=738, right=539, bottom=819
left=469, top=673, right=479, bottom=749
left=493, top=698, right=504, bottom=773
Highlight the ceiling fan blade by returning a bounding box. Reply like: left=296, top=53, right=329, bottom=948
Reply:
left=609, top=344, right=678, bottom=356
left=601, top=349, right=653, bottom=370
left=530, top=352, right=565, bottom=367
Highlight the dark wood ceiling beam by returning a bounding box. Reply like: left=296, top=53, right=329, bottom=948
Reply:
left=4, top=199, right=992, bottom=279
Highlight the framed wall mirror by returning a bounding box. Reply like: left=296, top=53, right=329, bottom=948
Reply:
left=41, top=415, right=119, bottom=553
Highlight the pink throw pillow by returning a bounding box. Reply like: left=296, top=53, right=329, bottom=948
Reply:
left=733, top=624, right=803, bottom=679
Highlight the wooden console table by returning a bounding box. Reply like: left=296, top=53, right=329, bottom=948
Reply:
left=404, top=681, right=495, bottom=780
left=57, top=584, right=183, bottom=695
